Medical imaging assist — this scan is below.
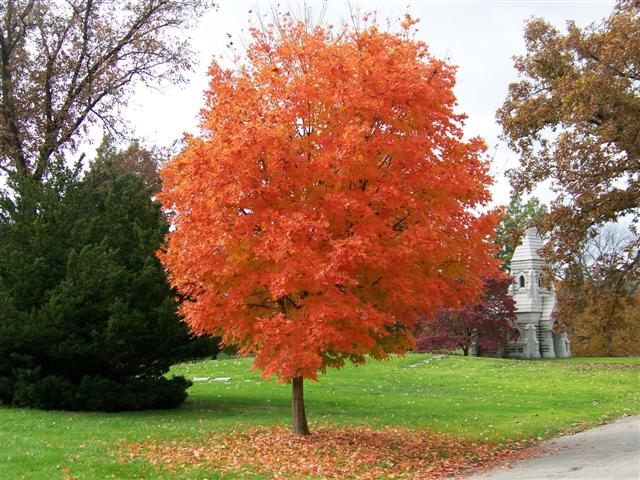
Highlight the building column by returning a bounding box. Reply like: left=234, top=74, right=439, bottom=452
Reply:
left=523, top=324, right=541, bottom=359
left=540, top=327, right=556, bottom=358
left=553, top=332, right=571, bottom=358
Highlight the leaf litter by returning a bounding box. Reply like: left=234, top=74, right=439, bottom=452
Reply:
left=120, top=424, right=535, bottom=479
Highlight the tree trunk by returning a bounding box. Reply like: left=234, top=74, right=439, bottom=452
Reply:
left=292, top=376, right=310, bottom=435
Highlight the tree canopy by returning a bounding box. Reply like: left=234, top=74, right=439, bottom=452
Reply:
left=554, top=225, right=640, bottom=356
left=498, top=1, right=639, bottom=356
left=495, top=196, right=547, bottom=271
left=415, top=277, right=516, bottom=357
left=158, top=15, right=500, bottom=434
left=92, top=135, right=163, bottom=191
left=0, top=0, right=212, bottom=181
left=497, top=1, right=639, bottom=285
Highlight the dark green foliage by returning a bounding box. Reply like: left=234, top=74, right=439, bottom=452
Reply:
left=9, top=373, right=191, bottom=411
left=0, top=160, right=218, bottom=411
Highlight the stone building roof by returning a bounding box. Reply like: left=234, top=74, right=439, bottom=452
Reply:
left=511, top=227, right=544, bottom=264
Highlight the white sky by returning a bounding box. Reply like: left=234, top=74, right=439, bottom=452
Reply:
left=124, top=0, right=615, bottom=207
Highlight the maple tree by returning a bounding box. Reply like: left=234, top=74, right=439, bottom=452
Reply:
left=415, top=277, right=516, bottom=356
left=159, top=14, right=499, bottom=434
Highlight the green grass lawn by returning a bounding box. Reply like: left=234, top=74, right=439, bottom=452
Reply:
left=1, top=354, right=639, bottom=479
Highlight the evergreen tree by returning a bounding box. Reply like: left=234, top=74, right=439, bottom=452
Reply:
left=0, top=151, right=216, bottom=411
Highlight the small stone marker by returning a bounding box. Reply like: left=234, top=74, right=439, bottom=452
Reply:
left=423, top=355, right=447, bottom=363
left=213, top=377, right=232, bottom=382
left=192, top=377, right=210, bottom=382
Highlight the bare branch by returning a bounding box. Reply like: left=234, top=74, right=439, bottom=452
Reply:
left=0, top=0, right=213, bottom=182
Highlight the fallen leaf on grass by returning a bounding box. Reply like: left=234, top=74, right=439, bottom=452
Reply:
left=120, top=425, right=533, bottom=479
left=550, top=362, right=640, bottom=372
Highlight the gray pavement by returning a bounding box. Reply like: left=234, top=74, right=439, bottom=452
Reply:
left=466, top=415, right=640, bottom=480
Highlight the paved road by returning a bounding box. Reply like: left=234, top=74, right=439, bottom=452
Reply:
left=466, top=415, right=640, bottom=480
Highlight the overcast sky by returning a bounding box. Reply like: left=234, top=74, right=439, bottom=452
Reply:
left=124, top=0, right=615, bottom=207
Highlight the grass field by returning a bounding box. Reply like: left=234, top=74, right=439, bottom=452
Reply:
left=1, top=354, right=639, bottom=479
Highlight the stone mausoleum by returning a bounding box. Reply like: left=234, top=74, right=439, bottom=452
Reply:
left=504, top=227, right=571, bottom=359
